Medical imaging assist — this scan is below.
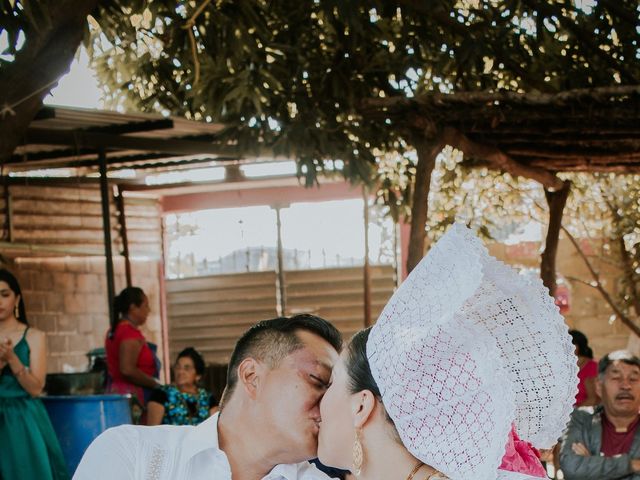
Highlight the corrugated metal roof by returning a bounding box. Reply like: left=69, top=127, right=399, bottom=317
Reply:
left=10, top=105, right=230, bottom=171
left=32, top=105, right=225, bottom=135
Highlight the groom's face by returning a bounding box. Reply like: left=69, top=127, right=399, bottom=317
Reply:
left=259, top=330, right=339, bottom=462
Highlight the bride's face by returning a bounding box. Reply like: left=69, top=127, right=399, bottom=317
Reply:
left=318, top=351, right=355, bottom=470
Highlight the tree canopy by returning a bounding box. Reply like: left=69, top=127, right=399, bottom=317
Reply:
left=88, top=0, right=639, bottom=183
left=1, top=0, right=639, bottom=309
left=86, top=1, right=639, bottom=279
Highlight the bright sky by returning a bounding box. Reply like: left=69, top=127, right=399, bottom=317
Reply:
left=45, top=47, right=103, bottom=109
left=166, top=199, right=394, bottom=271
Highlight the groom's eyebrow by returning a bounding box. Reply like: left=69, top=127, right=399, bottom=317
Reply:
left=300, top=360, right=331, bottom=383
left=317, top=359, right=333, bottom=372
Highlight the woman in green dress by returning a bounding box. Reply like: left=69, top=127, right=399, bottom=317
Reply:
left=0, top=269, right=69, bottom=480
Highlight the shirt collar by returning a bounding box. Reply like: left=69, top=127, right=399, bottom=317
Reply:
left=182, top=413, right=315, bottom=480
left=182, top=411, right=221, bottom=459
left=265, top=463, right=300, bottom=480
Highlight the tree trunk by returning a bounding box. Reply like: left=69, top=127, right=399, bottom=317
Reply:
left=540, top=180, right=571, bottom=295
left=406, top=137, right=441, bottom=274
left=0, top=0, right=98, bottom=162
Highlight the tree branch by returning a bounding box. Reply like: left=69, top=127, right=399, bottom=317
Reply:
left=605, top=198, right=640, bottom=318
left=441, top=127, right=565, bottom=190
left=562, top=225, right=640, bottom=337
left=565, top=276, right=597, bottom=289
left=0, top=0, right=99, bottom=162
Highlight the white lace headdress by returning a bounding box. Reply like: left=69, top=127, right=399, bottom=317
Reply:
left=367, top=223, right=577, bottom=480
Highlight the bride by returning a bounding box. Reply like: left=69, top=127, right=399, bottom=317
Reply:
left=317, top=224, right=578, bottom=480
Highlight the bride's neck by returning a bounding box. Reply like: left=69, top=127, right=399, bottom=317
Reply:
left=359, top=432, right=430, bottom=480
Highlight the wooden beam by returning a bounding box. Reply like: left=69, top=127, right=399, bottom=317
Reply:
left=85, top=118, right=174, bottom=135
left=505, top=150, right=640, bottom=161
left=465, top=158, right=640, bottom=173
left=527, top=156, right=640, bottom=167
left=0, top=176, right=143, bottom=188
left=23, top=127, right=230, bottom=156
left=441, top=127, right=565, bottom=191
left=363, top=85, right=640, bottom=110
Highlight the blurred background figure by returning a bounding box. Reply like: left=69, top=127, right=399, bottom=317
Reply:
left=147, top=347, right=218, bottom=426
left=559, top=350, right=640, bottom=479
left=105, top=287, right=161, bottom=423
left=570, top=329, right=600, bottom=407
left=0, top=269, right=69, bottom=480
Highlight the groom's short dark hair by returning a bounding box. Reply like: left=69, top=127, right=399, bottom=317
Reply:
left=220, top=314, right=342, bottom=408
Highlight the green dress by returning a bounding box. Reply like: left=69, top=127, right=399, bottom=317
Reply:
left=0, top=328, right=69, bottom=480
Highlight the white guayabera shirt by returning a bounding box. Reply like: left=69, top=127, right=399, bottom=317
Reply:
left=74, top=413, right=334, bottom=480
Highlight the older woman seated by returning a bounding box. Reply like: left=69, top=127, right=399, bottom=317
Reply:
left=147, top=347, right=218, bottom=426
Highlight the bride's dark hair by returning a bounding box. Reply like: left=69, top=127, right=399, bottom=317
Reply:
left=345, top=327, right=401, bottom=440
left=345, top=328, right=380, bottom=396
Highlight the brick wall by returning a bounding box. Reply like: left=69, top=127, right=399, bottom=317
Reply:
left=6, top=256, right=163, bottom=374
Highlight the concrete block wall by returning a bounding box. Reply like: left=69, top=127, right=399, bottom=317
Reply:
left=5, top=256, right=163, bottom=374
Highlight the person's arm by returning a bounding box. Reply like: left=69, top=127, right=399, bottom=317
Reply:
left=146, top=401, right=166, bottom=426
left=559, top=411, right=634, bottom=480
left=119, top=339, right=159, bottom=389
left=1, top=329, right=46, bottom=396
left=74, top=426, right=137, bottom=480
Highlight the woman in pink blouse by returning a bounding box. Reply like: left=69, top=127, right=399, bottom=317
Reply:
left=569, top=329, right=599, bottom=407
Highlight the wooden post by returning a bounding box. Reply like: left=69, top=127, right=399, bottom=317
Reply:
left=115, top=185, right=132, bottom=288
left=363, top=187, right=372, bottom=327
left=274, top=205, right=287, bottom=316
left=157, top=262, right=171, bottom=383
left=2, top=178, right=13, bottom=242
left=159, top=216, right=171, bottom=381
left=99, top=149, right=116, bottom=325
left=541, top=180, right=571, bottom=296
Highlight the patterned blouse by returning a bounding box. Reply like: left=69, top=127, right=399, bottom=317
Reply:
left=149, top=385, right=216, bottom=426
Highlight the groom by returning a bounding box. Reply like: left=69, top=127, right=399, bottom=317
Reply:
left=74, top=314, right=342, bottom=480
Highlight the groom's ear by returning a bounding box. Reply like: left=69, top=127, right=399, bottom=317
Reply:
left=351, top=390, right=376, bottom=428
left=237, top=357, right=261, bottom=399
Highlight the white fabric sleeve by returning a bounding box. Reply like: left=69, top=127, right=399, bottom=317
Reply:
left=73, top=426, right=139, bottom=480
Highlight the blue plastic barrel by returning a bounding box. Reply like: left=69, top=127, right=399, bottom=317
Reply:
left=42, top=394, right=132, bottom=475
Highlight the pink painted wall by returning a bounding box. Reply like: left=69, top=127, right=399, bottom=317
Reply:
left=162, top=182, right=365, bottom=213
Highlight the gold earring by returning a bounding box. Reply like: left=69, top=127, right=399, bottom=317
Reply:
left=14, top=304, right=19, bottom=319
left=353, top=428, right=363, bottom=476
